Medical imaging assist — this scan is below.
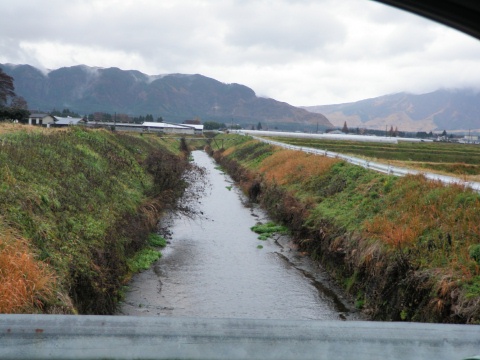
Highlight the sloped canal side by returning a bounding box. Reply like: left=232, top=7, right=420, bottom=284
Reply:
left=118, top=151, right=361, bottom=320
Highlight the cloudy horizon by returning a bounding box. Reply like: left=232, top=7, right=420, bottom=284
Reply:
left=1, top=0, right=480, bottom=107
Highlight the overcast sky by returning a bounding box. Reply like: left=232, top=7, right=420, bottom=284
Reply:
left=1, top=0, right=480, bottom=106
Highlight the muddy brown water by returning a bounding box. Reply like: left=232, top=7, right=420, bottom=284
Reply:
left=118, top=151, right=362, bottom=320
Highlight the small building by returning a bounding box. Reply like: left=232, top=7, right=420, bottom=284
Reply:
left=28, top=113, right=55, bottom=126
left=181, top=120, right=204, bottom=134
left=183, top=123, right=204, bottom=135
left=142, top=122, right=195, bottom=135
left=110, top=123, right=144, bottom=132
left=53, top=116, right=87, bottom=127
left=85, top=122, right=144, bottom=132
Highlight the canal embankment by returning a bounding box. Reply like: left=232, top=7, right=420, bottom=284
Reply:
left=208, top=134, right=480, bottom=324
left=0, top=125, right=191, bottom=314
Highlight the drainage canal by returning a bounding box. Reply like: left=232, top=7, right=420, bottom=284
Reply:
left=118, top=151, right=361, bottom=320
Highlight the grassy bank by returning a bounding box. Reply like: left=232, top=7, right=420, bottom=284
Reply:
left=0, top=125, right=190, bottom=314
left=210, top=134, right=480, bottom=323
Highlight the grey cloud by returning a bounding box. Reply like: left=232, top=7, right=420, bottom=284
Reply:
left=221, top=2, right=346, bottom=52
left=1, top=0, right=480, bottom=106
left=0, top=38, right=43, bottom=68
left=1, top=0, right=214, bottom=57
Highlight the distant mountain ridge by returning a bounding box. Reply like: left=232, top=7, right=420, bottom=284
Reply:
left=304, top=89, right=480, bottom=132
left=0, top=63, right=332, bottom=131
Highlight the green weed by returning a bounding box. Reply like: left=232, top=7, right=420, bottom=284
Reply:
left=469, top=245, right=480, bottom=264
left=251, top=222, right=288, bottom=240
left=355, top=294, right=365, bottom=310
left=127, top=248, right=162, bottom=273
left=148, top=233, right=167, bottom=247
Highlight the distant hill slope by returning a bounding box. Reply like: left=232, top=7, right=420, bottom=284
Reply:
left=304, top=90, right=480, bottom=132
left=0, top=64, right=332, bottom=131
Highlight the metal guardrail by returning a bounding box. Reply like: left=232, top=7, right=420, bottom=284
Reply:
left=1, top=315, right=479, bottom=360
left=252, top=136, right=480, bottom=192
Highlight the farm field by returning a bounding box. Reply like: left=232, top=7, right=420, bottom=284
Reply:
left=268, top=137, right=480, bottom=181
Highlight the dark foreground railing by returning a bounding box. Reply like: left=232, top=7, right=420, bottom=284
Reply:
left=0, top=315, right=479, bottom=360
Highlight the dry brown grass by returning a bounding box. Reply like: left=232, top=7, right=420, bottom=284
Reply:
left=0, top=123, right=70, bottom=136
left=222, top=146, right=236, bottom=157
left=0, top=123, right=43, bottom=135
left=364, top=174, right=480, bottom=281
left=0, top=228, right=56, bottom=313
left=366, top=213, right=424, bottom=248
left=387, top=160, right=480, bottom=183
left=259, top=150, right=339, bottom=186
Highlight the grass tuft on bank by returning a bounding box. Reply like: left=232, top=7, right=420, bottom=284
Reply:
left=251, top=222, right=289, bottom=240
left=127, top=248, right=162, bottom=273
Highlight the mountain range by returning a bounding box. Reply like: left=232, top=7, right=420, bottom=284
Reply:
left=0, top=63, right=332, bottom=131
left=3, top=63, right=479, bottom=133
left=304, top=89, right=480, bottom=133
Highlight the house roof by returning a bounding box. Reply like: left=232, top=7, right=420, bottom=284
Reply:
left=183, top=124, right=204, bottom=130
left=142, top=122, right=193, bottom=129
left=54, top=116, right=85, bottom=125
left=29, top=113, right=51, bottom=118
left=89, top=122, right=143, bottom=127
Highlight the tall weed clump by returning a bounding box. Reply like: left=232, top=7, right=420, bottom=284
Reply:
left=259, top=149, right=338, bottom=188
left=0, top=125, right=189, bottom=313
left=0, top=227, right=56, bottom=313
left=365, top=176, right=480, bottom=269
